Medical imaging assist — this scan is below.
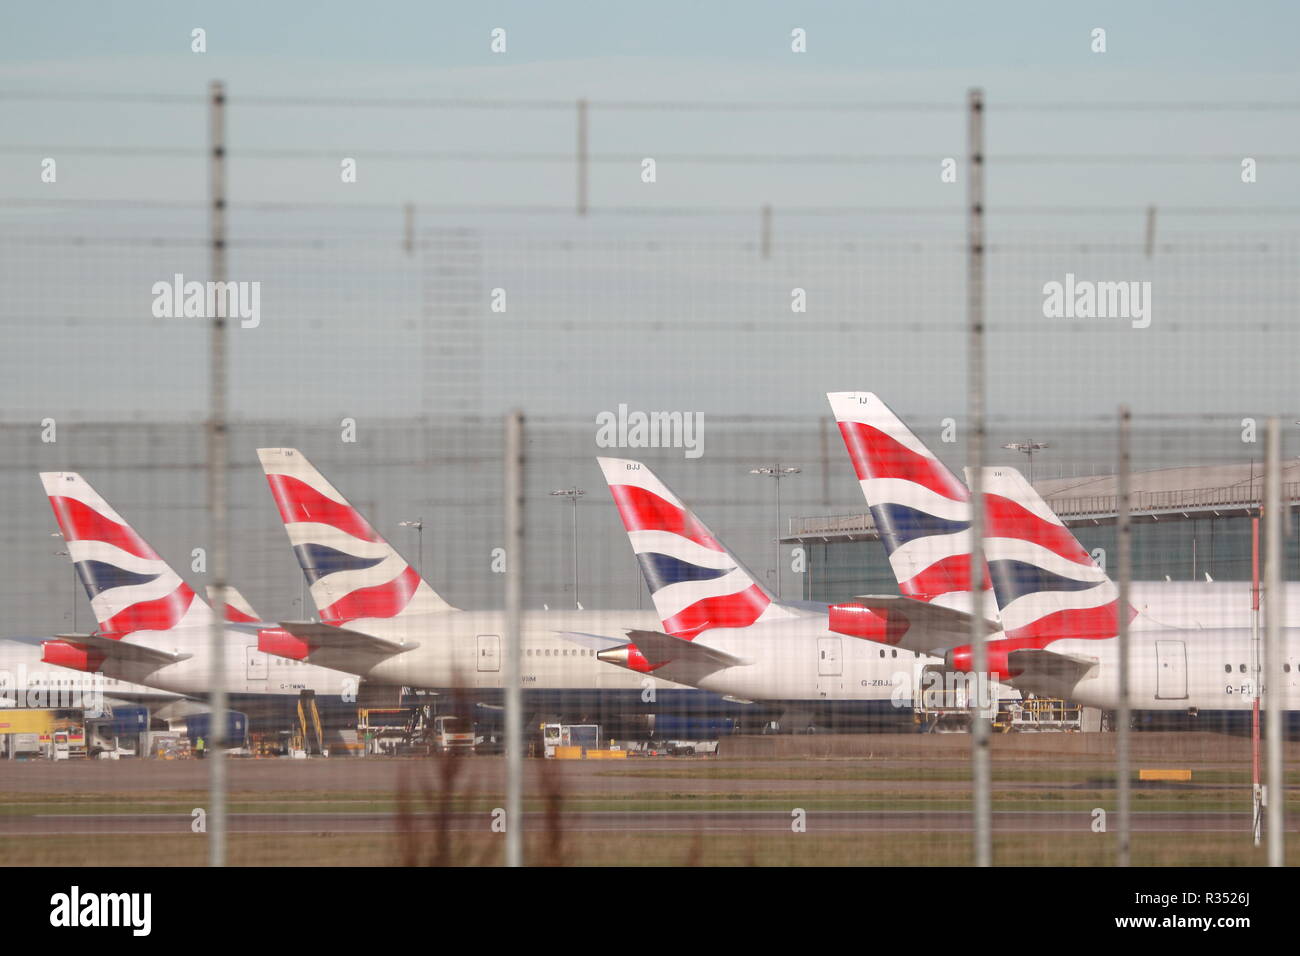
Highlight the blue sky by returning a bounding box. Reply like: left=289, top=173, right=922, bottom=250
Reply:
left=2, top=2, right=1300, bottom=622
left=5, top=2, right=1299, bottom=72
left=0, top=2, right=1298, bottom=425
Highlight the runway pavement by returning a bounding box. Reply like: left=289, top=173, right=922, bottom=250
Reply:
left=5, top=809, right=1291, bottom=835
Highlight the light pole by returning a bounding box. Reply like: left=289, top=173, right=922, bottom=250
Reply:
left=550, top=488, right=584, bottom=608
left=1002, top=440, right=1050, bottom=485
left=398, top=518, right=424, bottom=578
left=750, top=464, right=800, bottom=599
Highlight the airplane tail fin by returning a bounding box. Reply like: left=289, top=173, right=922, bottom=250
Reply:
left=974, top=465, right=1130, bottom=641
left=206, top=584, right=261, bottom=624
left=42, top=472, right=210, bottom=637
left=827, top=391, right=991, bottom=614
left=256, top=448, right=455, bottom=626
left=597, top=457, right=800, bottom=639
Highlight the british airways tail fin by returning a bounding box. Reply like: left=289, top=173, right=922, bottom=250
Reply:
left=598, top=457, right=800, bottom=639
left=257, top=448, right=456, bottom=626
left=42, top=471, right=210, bottom=637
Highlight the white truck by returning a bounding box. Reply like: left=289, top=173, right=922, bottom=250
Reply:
left=432, top=715, right=475, bottom=755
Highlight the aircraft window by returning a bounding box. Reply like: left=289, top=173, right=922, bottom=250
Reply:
left=1224, top=664, right=1232, bottom=673
left=879, top=649, right=885, bottom=658
left=891, top=650, right=897, bottom=658
left=1240, top=664, right=1247, bottom=673
left=1285, top=663, right=1292, bottom=673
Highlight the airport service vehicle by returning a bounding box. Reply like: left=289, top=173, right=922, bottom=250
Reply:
left=51, top=730, right=77, bottom=760
left=433, top=715, right=475, bottom=754
left=40, top=471, right=360, bottom=731
left=541, top=722, right=601, bottom=757
left=254, top=448, right=765, bottom=734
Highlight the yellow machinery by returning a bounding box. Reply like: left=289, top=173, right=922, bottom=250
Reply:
left=295, top=693, right=325, bottom=755
left=0, top=709, right=85, bottom=757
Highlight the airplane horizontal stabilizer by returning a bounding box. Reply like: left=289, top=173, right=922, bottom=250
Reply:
left=51, top=633, right=193, bottom=667
left=622, top=629, right=746, bottom=668
left=1006, top=647, right=1098, bottom=696
left=226, top=620, right=280, bottom=634
left=267, top=620, right=416, bottom=673
left=830, top=595, right=999, bottom=655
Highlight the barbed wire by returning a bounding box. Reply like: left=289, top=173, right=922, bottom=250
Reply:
left=2, top=198, right=1297, bottom=217
left=2, top=144, right=1295, bottom=165
left=5, top=89, right=1300, bottom=112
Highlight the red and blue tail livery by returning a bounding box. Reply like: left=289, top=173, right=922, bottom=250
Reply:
left=976, top=466, right=1130, bottom=642
left=257, top=448, right=454, bottom=626
left=41, top=471, right=209, bottom=637
left=207, top=584, right=261, bottom=624
left=597, top=457, right=798, bottom=639
left=827, top=391, right=991, bottom=613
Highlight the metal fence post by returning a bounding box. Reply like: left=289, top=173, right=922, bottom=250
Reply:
left=504, top=410, right=525, bottom=866
left=206, top=78, right=229, bottom=868
left=1116, top=406, right=1132, bottom=866
left=966, top=86, right=991, bottom=868
left=1264, top=417, right=1285, bottom=866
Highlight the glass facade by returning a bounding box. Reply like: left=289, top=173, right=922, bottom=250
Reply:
left=803, top=510, right=1300, bottom=604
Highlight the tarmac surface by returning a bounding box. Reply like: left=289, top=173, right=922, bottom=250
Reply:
left=1, top=733, right=1290, bottom=845
left=2, top=730, right=1290, bottom=793
left=4, top=808, right=1292, bottom=835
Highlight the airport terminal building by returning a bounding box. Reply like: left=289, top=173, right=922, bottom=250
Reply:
left=784, top=461, right=1300, bottom=604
